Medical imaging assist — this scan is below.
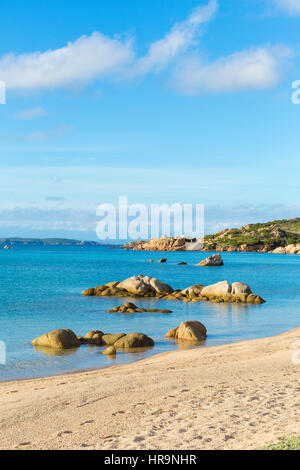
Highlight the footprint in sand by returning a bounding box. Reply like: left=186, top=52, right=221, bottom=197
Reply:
left=112, top=410, right=125, bottom=416
left=56, top=430, right=72, bottom=437
left=133, top=436, right=145, bottom=442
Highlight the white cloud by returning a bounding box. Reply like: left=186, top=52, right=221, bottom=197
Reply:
left=14, top=107, right=47, bottom=119
left=0, top=2, right=217, bottom=90
left=22, top=125, right=74, bottom=141
left=1, top=125, right=74, bottom=142
left=173, top=46, right=292, bottom=94
left=269, top=0, right=300, bottom=15
left=134, top=0, right=218, bottom=74
left=0, top=32, right=134, bottom=90
left=0, top=1, right=292, bottom=95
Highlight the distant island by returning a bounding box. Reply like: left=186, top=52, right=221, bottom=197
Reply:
left=122, top=218, right=300, bottom=254
left=0, top=238, right=104, bottom=247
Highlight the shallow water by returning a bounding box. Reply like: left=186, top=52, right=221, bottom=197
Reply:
left=0, top=246, right=299, bottom=381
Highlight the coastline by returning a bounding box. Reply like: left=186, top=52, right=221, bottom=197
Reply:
left=1, top=327, right=300, bottom=450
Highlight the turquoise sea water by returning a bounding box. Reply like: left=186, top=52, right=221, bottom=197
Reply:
left=0, top=246, right=299, bottom=382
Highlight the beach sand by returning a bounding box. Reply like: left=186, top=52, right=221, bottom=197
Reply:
left=0, top=328, right=300, bottom=450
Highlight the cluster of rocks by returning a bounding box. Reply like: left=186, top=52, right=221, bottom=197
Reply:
left=146, top=258, right=167, bottom=263
left=196, top=254, right=224, bottom=266
left=203, top=244, right=300, bottom=254
left=107, top=302, right=172, bottom=314
left=82, top=275, right=174, bottom=299
left=165, top=321, right=207, bottom=343
left=123, top=238, right=187, bottom=252
left=271, top=244, right=300, bottom=254
left=145, top=255, right=224, bottom=267
left=82, top=276, right=265, bottom=304
left=32, top=328, right=154, bottom=356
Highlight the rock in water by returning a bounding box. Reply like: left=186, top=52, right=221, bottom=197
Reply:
left=102, top=333, right=126, bottom=345
left=82, top=288, right=95, bottom=296
left=114, top=333, right=154, bottom=349
left=165, top=327, right=179, bottom=339
left=197, top=254, right=224, bottom=267
left=231, top=282, right=252, bottom=295
left=107, top=303, right=172, bottom=314
left=118, top=276, right=150, bottom=295
left=201, top=281, right=231, bottom=297
left=103, top=346, right=116, bottom=356
left=181, top=284, right=204, bottom=298
left=148, top=277, right=173, bottom=294
left=32, top=329, right=80, bottom=349
left=83, top=276, right=265, bottom=304
left=165, top=321, right=207, bottom=343
left=84, top=330, right=104, bottom=345
left=159, top=258, right=167, bottom=263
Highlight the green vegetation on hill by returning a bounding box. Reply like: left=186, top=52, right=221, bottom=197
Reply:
left=204, top=218, right=300, bottom=250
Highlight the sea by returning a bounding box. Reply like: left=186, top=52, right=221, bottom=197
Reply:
left=0, top=245, right=299, bottom=381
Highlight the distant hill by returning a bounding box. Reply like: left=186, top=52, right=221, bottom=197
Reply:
left=122, top=218, right=300, bottom=253
left=0, top=238, right=103, bottom=247
left=203, top=218, right=300, bottom=252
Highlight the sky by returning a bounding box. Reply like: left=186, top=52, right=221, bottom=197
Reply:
left=0, top=0, right=300, bottom=240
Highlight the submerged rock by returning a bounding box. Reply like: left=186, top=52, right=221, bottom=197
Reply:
left=32, top=329, right=80, bottom=350
left=197, top=254, right=224, bottom=267
left=107, top=302, right=172, bottom=314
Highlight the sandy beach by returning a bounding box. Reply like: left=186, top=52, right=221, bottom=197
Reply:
left=0, top=328, right=299, bottom=450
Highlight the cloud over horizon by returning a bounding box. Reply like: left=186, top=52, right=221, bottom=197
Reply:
left=0, top=203, right=298, bottom=240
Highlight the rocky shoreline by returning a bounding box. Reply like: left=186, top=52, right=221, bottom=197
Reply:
left=32, top=328, right=155, bottom=356
left=82, top=275, right=265, bottom=305
left=122, top=238, right=300, bottom=254
left=121, top=218, right=300, bottom=253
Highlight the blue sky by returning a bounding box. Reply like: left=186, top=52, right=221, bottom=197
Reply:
left=0, top=0, right=300, bottom=239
